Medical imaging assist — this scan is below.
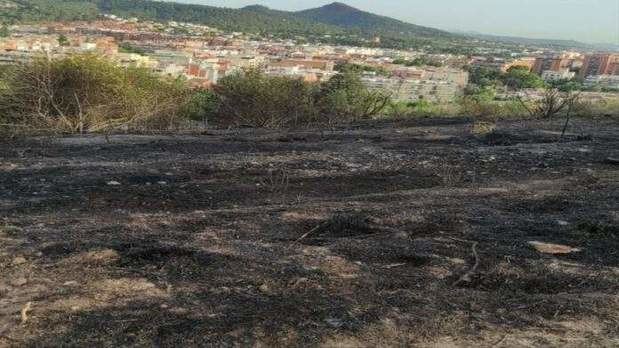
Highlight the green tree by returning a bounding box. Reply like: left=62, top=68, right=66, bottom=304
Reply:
left=469, top=67, right=502, bottom=88
left=316, top=70, right=391, bottom=123
left=503, top=66, right=546, bottom=90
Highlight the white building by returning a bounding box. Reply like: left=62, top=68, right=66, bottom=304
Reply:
left=584, top=75, right=619, bottom=89
left=363, top=77, right=462, bottom=103
left=541, top=70, right=575, bottom=82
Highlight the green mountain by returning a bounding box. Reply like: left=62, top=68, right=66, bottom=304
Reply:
left=1, top=0, right=604, bottom=52
left=459, top=31, right=618, bottom=51
left=1, top=0, right=99, bottom=22
left=295, top=2, right=452, bottom=39
left=1, top=0, right=458, bottom=48
left=96, top=0, right=345, bottom=37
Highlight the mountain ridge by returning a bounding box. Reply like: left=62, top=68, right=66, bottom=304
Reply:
left=295, top=2, right=451, bottom=38
left=1, top=1, right=605, bottom=51
left=1, top=1, right=456, bottom=41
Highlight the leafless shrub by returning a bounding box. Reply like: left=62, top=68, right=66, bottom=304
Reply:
left=517, top=88, right=582, bottom=141
left=297, top=213, right=375, bottom=242
left=438, top=164, right=464, bottom=187
left=259, top=168, right=290, bottom=193
left=517, top=88, right=581, bottom=120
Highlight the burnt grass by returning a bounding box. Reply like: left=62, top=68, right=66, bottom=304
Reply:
left=1, top=117, right=618, bottom=346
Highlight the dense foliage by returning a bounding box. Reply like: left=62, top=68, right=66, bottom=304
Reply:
left=0, top=0, right=98, bottom=23
left=503, top=66, right=546, bottom=89
left=469, top=66, right=546, bottom=90
left=212, top=68, right=390, bottom=128
left=334, top=62, right=389, bottom=76
left=468, top=67, right=502, bottom=88
left=0, top=56, right=391, bottom=133
left=0, top=54, right=190, bottom=132
left=315, top=70, right=391, bottom=124
left=213, top=68, right=318, bottom=128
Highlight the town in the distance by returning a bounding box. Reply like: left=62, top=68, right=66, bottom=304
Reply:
left=1, top=12, right=618, bottom=106
left=2, top=2, right=619, bottom=346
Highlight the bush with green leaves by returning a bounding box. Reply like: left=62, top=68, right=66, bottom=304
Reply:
left=0, top=54, right=191, bottom=133
left=213, top=68, right=318, bottom=128
left=464, top=85, right=497, bottom=102
left=468, top=66, right=502, bottom=88
left=334, top=62, right=389, bottom=76
left=211, top=68, right=390, bottom=128
left=468, top=65, right=547, bottom=91
left=460, top=84, right=525, bottom=119
left=182, top=89, right=220, bottom=126
left=315, top=70, right=391, bottom=124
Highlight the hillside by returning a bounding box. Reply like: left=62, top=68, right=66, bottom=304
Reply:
left=1, top=0, right=456, bottom=48
left=295, top=2, right=452, bottom=39
left=0, top=0, right=98, bottom=22
left=96, top=0, right=344, bottom=36
left=2, top=1, right=602, bottom=52
left=458, top=30, right=614, bottom=51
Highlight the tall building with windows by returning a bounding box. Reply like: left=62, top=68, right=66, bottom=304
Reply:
left=532, top=55, right=573, bottom=75
left=579, top=54, right=619, bottom=78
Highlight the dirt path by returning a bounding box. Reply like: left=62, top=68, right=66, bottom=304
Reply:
left=1, top=117, right=618, bottom=347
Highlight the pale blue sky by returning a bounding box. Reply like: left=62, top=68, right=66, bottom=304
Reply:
left=175, top=0, right=619, bottom=44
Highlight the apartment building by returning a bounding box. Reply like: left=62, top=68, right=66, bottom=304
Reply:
left=363, top=77, right=461, bottom=103
left=580, top=54, right=619, bottom=78
left=532, top=55, right=575, bottom=75
left=268, top=59, right=335, bottom=72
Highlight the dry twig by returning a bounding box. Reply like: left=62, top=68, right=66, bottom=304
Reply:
left=20, top=302, right=32, bottom=324
left=452, top=241, right=480, bottom=287
left=296, top=222, right=329, bottom=243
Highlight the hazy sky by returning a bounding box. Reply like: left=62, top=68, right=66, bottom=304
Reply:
left=175, top=0, right=619, bottom=44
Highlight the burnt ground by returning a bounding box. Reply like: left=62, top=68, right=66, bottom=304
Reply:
left=0, top=117, right=618, bottom=347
